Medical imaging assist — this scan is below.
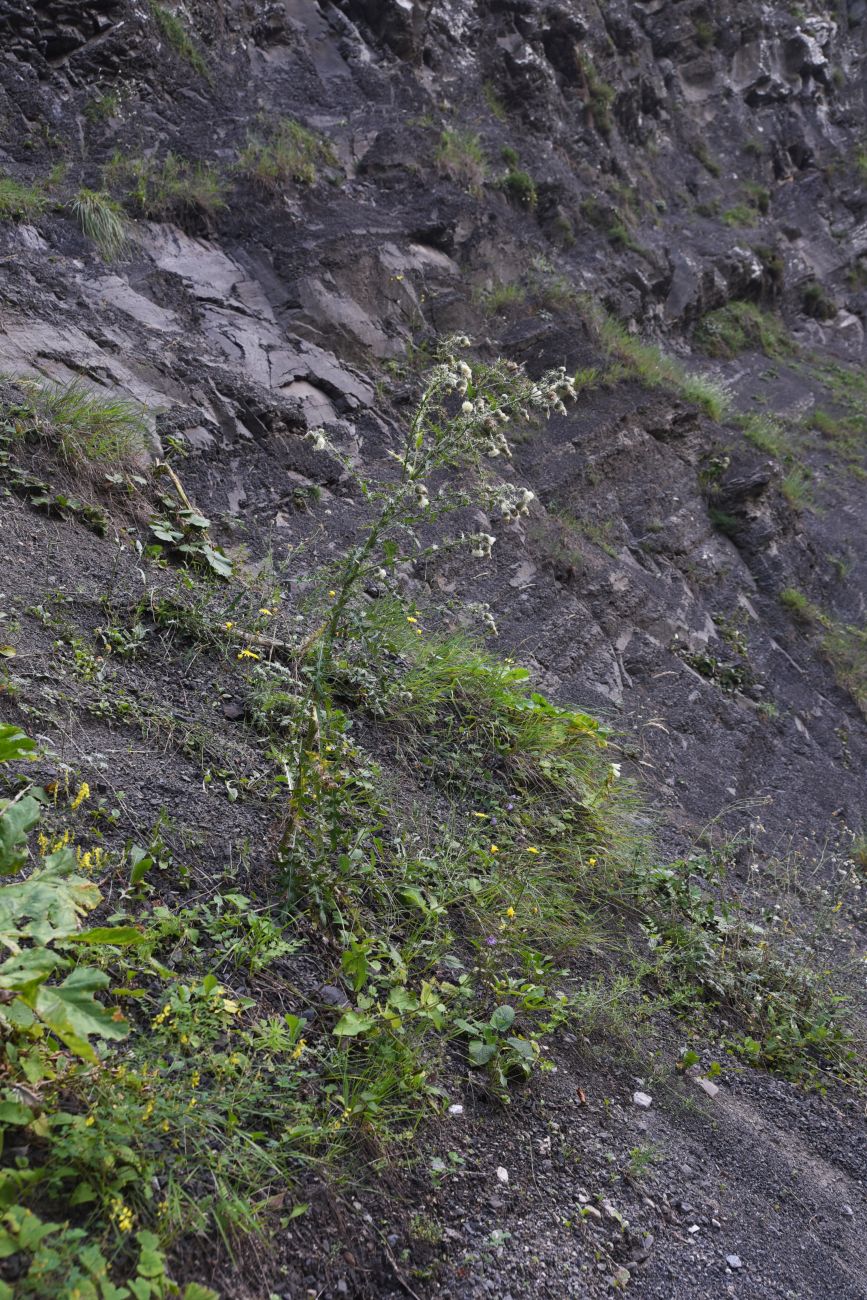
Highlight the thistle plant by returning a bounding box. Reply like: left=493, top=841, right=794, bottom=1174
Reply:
left=280, top=337, right=577, bottom=863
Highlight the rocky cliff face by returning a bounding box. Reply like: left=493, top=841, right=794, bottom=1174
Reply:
left=1, top=3, right=866, bottom=1298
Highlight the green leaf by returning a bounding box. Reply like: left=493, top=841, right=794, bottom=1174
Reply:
left=505, top=1035, right=535, bottom=1062
left=129, top=845, right=154, bottom=887
left=332, top=1009, right=375, bottom=1037
left=33, top=966, right=128, bottom=1061
left=468, top=1040, right=496, bottom=1066
left=0, top=647, right=15, bottom=660
left=0, top=947, right=68, bottom=998
left=69, top=926, right=144, bottom=946
left=0, top=795, right=41, bottom=875
left=182, top=1285, right=220, bottom=1300
left=0, top=724, right=36, bottom=764
left=0, top=1101, right=34, bottom=1125
left=287, top=1203, right=309, bottom=1221
left=387, top=986, right=419, bottom=1013
left=202, top=543, right=232, bottom=579
left=489, top=1004, right=515, bottom=1033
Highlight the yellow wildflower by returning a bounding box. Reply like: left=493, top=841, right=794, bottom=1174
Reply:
left=190, top=1070, right=201, bottom=1088
left=70, top=782, right=90, bottom=810
left=259, top=608, right=272, bottom=616
left=406, top=616, right=418, bottom=624
left=84, top=1115, right=95, bottom=1127
left=237, top=648, right=260, bottom=660
left=472, top=812, right=489, bottom=819
left=588, top=856, right=597, bottom=866
left=490, top=844, right=499, bottom=854
left=328, top=590, right=337, bottom=598
left=291, top=1038, right=306, bottom=1061
left=223, top=621, right=234, bottom=630
left=505, top=907, right=515, bottom=918
left=526, top=846, right=540, bottom=855
left=143, top=1100, right=154, bottom=1120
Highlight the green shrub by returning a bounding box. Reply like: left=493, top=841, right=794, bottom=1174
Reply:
left=721, top=204, right=757, bottom=227
left=576, top=50, right=615, bottom=138
left=500, top=168, right=537, bottom=209
left=106, top=151, right=226, bottom=223
left=68, top=187, right=129, bottom=260
left=238, top=117, right=336, bottom=190
left=0, top=176, right=47, bottom=221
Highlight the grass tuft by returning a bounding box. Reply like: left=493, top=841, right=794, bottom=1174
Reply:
left=149, top=2, right=209, bottom=78
left=69, top=187, right=129, bottom=260
left=2, top=377, right=149, bottom=468
left=436, top=129, right=488, bottom=192
left=0, top=176, right=48, bottom=221
left=238, top=117, right=336, bottom=190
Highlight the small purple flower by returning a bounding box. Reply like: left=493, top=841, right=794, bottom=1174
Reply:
left=485, top=936, right=498, bottom=947
left=506, top=801, right=514, bottom=812
left=490, top=815, right=497, bottom=825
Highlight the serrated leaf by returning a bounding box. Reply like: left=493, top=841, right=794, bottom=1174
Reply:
left=33, top=967, right=128, bottom=1060
left=0, top=1101, right=33, bottom=1125
left=0, top=948, right=68, bottom=998
left=0, top=795, right=41, bottom=875
left=0, top=852, right=101, bottom=941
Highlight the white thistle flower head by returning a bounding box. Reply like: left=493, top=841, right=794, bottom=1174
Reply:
left=308, top=428, right=328, bottom=451
left=469, top=532, right=496, bottom=558
left=461, top=400, right=474, bottom=415
left=609, top=762, right=621, bottom=780
left=459, top=361, right=472, bottom=379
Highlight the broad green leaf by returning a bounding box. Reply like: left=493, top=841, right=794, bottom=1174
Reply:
left=69, top=926, right=144, bottom=946
left=332, top=1009, right=375, bottom=1037
left=33, top=966, right=128, bottom=1060
left=183, top=1285, right=220, bottom=1300
left=0, top=724, right=35, bottom=764
left=0, top=647, right=15, bottom=660
left=489, top=1004, right=515, bottom=1032
left=0, top=853, right=101, bottom=941
left=387, top=986, right=419, bottom=1013
left=468, top=1040, right=496, bottom=1067
left=0, top=795, right=41, bottom=875
left=128, top=845, right=154, bottom=887
left=0, top=1101, right=33, bottom=1125
left=0, top=947, right=68, bottom=997
left=506, top=1035, right=536, bottom=1062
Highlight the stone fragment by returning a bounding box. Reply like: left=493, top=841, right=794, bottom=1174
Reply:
left=633, top=1091, right=653, bottom=1109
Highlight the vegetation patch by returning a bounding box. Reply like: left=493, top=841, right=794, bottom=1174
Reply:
left=780, top=589, right=867, bottom=716
left=695, top=301, right=793, bottom=360
left=238, top=117, right=337, bottom=191
left=1, top=377, right=149, bottom=470
left=106, top=152, right=226, bottom=225
left=69, top=188, right=129, bottom=261
left=436, top=130, right=488, bottom=192
left=0, top=176, right=48, bottom=222
left=149, top=2, right=209, bottom=79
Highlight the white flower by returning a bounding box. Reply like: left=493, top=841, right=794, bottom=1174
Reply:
left=609, top=762, right=621, bottom=780
left=461, top=400, right=473, bottom=415
left=469, top=532, right=496, bottom=558
left=308, top=428, right=328, bottom=451
left=458, top=361, right=472, bottom=379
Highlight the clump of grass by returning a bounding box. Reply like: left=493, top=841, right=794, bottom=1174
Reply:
left=106, top=151, right=226, bottom=224
left=3, top=377, right=149, bottom=467
left=585, top=301, right=729, bottom=420
left=0, top=176, right=48, bottom=221
left=238, top=117, right=336, bottom=190
left=84, top=90, right=121, bottom=123
left=802, top=280, right=837, bottom=321
left=68, top=187, right=129, bottom=260
left=721, top=203, right=758, bottom=227
left=474, top=280, right=527, bottom=315
left=436, top=129, right=487, bottom=192
left=739, top=411, right=786, bottom=456
left=691, top=141, right=721, bottom=177
left=483, top=80, right=507, bottom=121
left=780, top=589, right=867, bottom=715
left=695, top=301, right=793, bottom=360
left=576, top=50, right=615, bottom=138
left=149, top=2, right=209, bottom=79
left=580, top=196, right=643, bottom=253
left=501, top=168, right=537, bottom=209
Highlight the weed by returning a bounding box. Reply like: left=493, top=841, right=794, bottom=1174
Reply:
left=474, top=280, right=527, bottom=315
left=695, top=301, right=793, bottom=360
left=691, top=141, right=721, bottom=177
left=436, top=129, right=487, bottom=192
left=69, top=187, right=129, bottom=260
left=721, top=204, right=758, bottom=227
left=149, top=2, right=209, bottom=78
left=238, top=117, right=336, bottom=190
left=1, top=376, right=149, bottom=468
left=780, top=590, right=867, bottom=715
left=106, top=151, right=226, bottom=224
left=802, top=280, right=836, bottom=321
left=84, top=90, right=121, bottom=122
left=500, top=168, right=537, bottom=209
left=483, top=81, right=507, bottom=121
left=576, top=50, right=615, bottom=138
left=583, top=302, right=729, bottom=420
left=0, top=176, right=48, bottom=221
